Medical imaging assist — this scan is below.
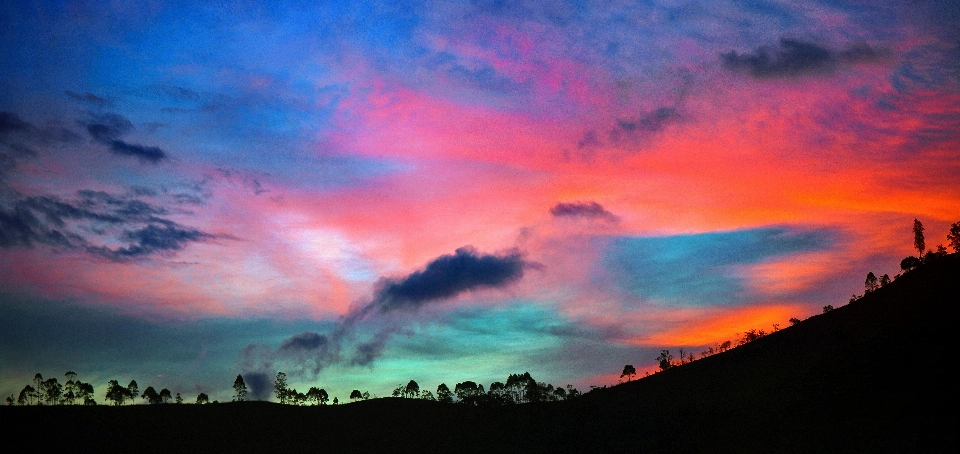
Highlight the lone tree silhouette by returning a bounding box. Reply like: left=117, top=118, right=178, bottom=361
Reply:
left=914, top=219, right=925, bottom=259
left=436, top=383, right=454, bottom=403
left=865, top=272, right=879, bottom=293
left=274, top=372, right=288, bottom=404
left=233, top=375, right=247, bottom=402
left=404, top=380, right=420, bottom=398
left=196, top=393, right=209, bottom=404
left=620, top=364, right=637, bottom=382
left=350, top=389, right=362, bottom=402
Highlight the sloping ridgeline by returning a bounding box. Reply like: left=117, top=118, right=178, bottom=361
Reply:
left=1, top=255, right=957, bottom=453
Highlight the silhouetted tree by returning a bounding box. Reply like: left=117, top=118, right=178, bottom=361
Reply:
left=620, top=365, right=637, bottom=382
left=656, top=350, right=673, bottom=371
left=175, top=393, right=182, bottom=404
left=350, top=389, right=362, bottom=402
left=553, top=386, right=567, bottom=400
left=565, top=385, right=581, bottom=399
left=332, top=397, right=338, bottom=405
left=63, top=372, right=77, bottom=405
left=141, top=386, right=160, bottom=405
left=5, top=395, right=13, bottom=406
left=233, top=375, right=247, bottom=402
left=436, top=383, right=454, bottom=404
left=126, top=380, right=138, bottom=405
left=159, top=389, right=173, bottom=404
left=880, top=274, right=891, bottom=287
left=865, top=272, right=878, bottom=293
left=306, top=387, right=324, bottom=405
left=196, top=393, right=209, bottom=404
left=392, top=384, right=404, bottom=397
left=454, top=381, right=481, bottom=405
left=913, top=219, right=925, bottom=259
left=823, top=305, right=834, bottom=313
left=105, top=380, right=131, bottom=406
left=291, top=389, right=306, bottom=405
left=419, top=390, right=436, bottom=401
left=926, top=245, right=948, bottom=262
left=18, top=385, right=34, bottom=405
left=274, top=372, right=288, bottom=404
left=42, top=378, right=61, bottom=405
left=901, top=256, right=921, bottom=272
left=32, top=374, right=43, bottom=405
left=75, top=382, right=95, bottom=405
left=404, top=380, right=420, bottom=398
left=948, top=221, right=960, bottom=253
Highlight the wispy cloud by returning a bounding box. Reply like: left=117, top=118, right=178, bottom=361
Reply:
left=721, top=38, right=890, bottom=79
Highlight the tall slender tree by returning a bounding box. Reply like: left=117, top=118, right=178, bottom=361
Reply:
left=127, top=380, right=138, bottom=405
left=274, top=372, right=288, bottom=404
left=913, top=219, right=925, bottom=259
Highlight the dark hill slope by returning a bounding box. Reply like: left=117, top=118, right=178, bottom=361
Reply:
left=568, top=252, right=959, bottom=452
left=2, top=254, right=957, bottom=453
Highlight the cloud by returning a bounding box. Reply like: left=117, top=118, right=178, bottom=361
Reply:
left=550, top=201, right=619, bottom=222
left=0, top=188, right=217, bottom=260
left=254, top=247, right=529, bottom=375
left=84, top=113, right=168, bottom=163
left=603, top=227, right=837, bottom=306
left=577, top=107, right=681, bottom=151
left=241, top=371, right=273, bottom=401
left=611, top=107, right=680, bottom=139
left=720, top=38, right=890, bottom=78
left=65, top=91, right=113, bottom=108
left=107, top=140, right=167, bottom=163
left=0, top=112, right=35, bottom=135
left=278, top=331, right=332, bottom=353
left=365, top=246, right=526, bottom=315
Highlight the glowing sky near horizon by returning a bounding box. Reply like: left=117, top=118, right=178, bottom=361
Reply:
left=2, top=0, right=959, bottom=402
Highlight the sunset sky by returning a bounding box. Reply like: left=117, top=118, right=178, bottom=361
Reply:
left=2, top=0, right=958, bottom=402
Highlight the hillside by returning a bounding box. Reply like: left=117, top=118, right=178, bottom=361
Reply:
left=2, top=254, right=957, bottom=453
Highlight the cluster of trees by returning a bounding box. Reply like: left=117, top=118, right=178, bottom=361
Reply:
left=6, top=372, right=96, bottom=406
left=272, top=372, right=339, bottom=406
left=388, top=372, right=582, bottom=406
left=105, top=379, right=187, bottom=405
left=899, top=219, right=958, bottom=272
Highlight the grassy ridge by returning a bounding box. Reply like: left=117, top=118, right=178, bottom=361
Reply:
left=2, top=255, right=957, bottom=453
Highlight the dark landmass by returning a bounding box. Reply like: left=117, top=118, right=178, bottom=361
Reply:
left=2, top=254, right=957, bottom=453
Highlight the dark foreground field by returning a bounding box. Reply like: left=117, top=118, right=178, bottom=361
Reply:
left=3, top=255, right=958, bottom=453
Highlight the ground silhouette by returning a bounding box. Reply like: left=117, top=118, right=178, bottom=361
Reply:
left=2, top=254, right=957, bottom=453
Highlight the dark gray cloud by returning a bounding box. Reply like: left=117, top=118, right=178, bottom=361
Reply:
left=0, top=112, right=35, bottom=135
left=279, top=331, right=330, bottom=352
left=84, top=113, right=168, bottom=163
left=577, top=106, right=682, bottom=151
left=366, top=246, right=526, bottom=314
left=550, top=201, right=619, bottom=222
left=242, top=371, right=273, bottom=401
left=65, top=91, right=113, bottom=108
left=253, top=247, right=530, bottom=376
left=611, top=107, right=680, bottom=139
left=0, top=188, right=217, bottom=260
left=721, top=38, right=890, bottom=78
left=107, top=140, right=166, bottom=163
left=85, top=113, right=134, bottom=142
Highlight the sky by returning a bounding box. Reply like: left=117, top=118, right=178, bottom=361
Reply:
left=2, top=0, right=959, bottom=403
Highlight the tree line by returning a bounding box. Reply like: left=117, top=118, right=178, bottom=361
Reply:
left=271, top=371, right=582, bottom=407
